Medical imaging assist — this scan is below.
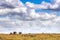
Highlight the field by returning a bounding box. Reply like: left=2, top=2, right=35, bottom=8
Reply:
left=0, top=33, right=60, bottom=40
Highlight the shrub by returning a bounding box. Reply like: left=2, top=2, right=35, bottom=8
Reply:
left=19, top=32, right=22, bottom=34
left=10, top=32, right=12, bottom=34
left=13, top=32, right=17, bottom=34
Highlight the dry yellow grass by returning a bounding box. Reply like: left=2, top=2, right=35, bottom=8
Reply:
left=0, top=33, right=60, bottom=40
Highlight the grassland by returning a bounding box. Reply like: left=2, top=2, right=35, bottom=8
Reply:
left=0, top=33, right=60, bottom=40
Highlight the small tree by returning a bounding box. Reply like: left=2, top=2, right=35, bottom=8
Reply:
left=10, top=32, right=12, bottom=34
left=19, top=32, right=22, bottom=34
left=13, top=32, right=17, bottom=34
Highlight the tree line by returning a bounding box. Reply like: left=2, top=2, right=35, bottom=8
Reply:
left=10, top=32, right=22, bottom=34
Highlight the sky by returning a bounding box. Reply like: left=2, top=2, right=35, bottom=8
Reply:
left=0, top=0, right=60, bottom=34
left=21, top=0, right=51, bottom=4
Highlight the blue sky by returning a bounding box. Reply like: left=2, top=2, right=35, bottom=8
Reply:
left=21, top=0, right=51, bottom=4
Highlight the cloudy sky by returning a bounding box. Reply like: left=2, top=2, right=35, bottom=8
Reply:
left=0, top=0, right=60, bottom=34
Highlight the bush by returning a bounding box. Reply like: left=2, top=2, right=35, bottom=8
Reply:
left=19, top=32, right=22, bottom=34
left=13, top=32, right=17, bottom=34
left=10, top=32, right=12, bottom=34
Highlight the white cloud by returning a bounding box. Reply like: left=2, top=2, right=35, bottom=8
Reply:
left=0, top=0, right=24, bottom=9
left=54, top=0, right=60, bottom=3
left=40, top=0, right=60, bottom=11
left=25, top=0, right=60, bottom=11
left=25, top=1, right=51, bottom=9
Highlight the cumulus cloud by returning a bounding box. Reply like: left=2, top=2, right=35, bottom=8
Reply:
left=25, top=1, right=51, bottom=9
left=25, top=0, right=60, bottom=11
left=0, top=0, right=24, bottom=9
left=41, top=0, right=60, bottom=11
left=0, top=0, right=60, bottom=33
